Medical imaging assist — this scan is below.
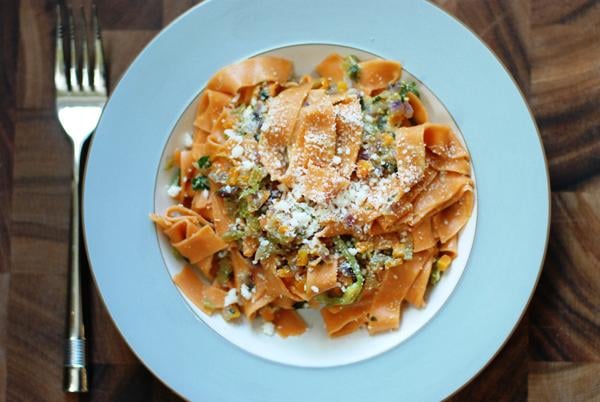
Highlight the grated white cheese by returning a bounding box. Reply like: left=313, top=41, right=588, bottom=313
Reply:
left=332, top=155, right=342, bottom=165
left=240, top=160, right=255, bottom=171
left=182, top=132, right=193, bottom=148
left=167, top=183, right=181, bottom=198
left=231, top=145, right=244, bottom=158
left=224, top=129, right=243, bottom=143
left=223, top=289, right=238, bottom=307
left=262, top=321, right=275, bottom=336
left=310, top=285, right=320, bottom=294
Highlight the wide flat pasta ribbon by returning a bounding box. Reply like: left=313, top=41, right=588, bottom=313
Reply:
left=258, top=83, right=311, bottom=179
left=358, top=59, right=402, bottom=95
left=207, top=56, right=293, bottom=95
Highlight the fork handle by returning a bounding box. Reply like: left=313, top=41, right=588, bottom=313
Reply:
left=64, top=149, right=88, bottom=393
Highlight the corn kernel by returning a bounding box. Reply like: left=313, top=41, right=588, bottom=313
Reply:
left=222, top=119, right=234, bottom=129
left=436, top=254, right=452, bottom=272
left=297, top=248, right=309, bottom=266
left=276, top=267, right=294, bottom=278
left=355, top=241, right=373, bottom=253
left=357, top=160, right=373, bottom=178
left=337, top=81, right=348, bottom=92
left=278, top=225, right=289, bottom=234
left=382, top=133, right=394, bottom=146
left=227, top=169, right=239, bottom=185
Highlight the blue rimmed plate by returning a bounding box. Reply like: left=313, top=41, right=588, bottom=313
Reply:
left=83, top=1, right=549, bottom=400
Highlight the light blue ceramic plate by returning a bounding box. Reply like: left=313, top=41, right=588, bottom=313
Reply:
left=83, top=0, right=550, bottom=400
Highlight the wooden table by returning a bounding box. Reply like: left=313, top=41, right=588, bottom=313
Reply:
left=1, top=1, right=598, bottom=400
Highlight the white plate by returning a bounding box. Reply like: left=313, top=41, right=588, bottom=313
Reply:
left=84, top=1, right=549, bottom=400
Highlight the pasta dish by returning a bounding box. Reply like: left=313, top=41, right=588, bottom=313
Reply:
left=151, top=54, right=474, bottom=338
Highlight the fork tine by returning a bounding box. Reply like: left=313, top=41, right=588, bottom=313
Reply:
left=80, top=6, right=92, bottom=92
left=92, top=3, right=107, bottom=95
left=67, top=6, right=80, bottom=92
left=54, top=4, right=68, bottom=92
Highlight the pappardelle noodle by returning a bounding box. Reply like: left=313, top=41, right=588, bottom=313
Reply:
left=151, top=54, right=474, bottom=338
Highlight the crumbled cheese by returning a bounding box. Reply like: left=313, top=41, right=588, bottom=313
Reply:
left=167, top=183, right=181, bottom=198
left=310, top=285, right=320, bottom=294
left=182, top=132, right=193, bottom=148
left=240, top=160, right=255, bottom=171
left=262, top=321, right=275, bottom=336
left=347, top=247, right=359, bottom=256
left=224, top=129, right=243, bottom=143
left=231, top=145, right=244, bottom=158
left=240, top=284, right=252, bottom=300
left=332, top=155, right=342, bottom=165
left=268, top=194, right=320, bottom=238
left=202, top=189, right=209, bottom=199
left=223, top=289, right=238, bottom=307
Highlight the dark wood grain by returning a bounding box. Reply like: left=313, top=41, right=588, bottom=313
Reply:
left=0, top=0, right=19, bottom=398
left=7, top=274, right=67, bottom=402
left=529, top=8, right=600, bottom=188
left=0, top=0, right=18, bottom=275
left=2, top=0, right=599, bottom=401
left=529, top=362, right=600, bottom=402
left=530, top=190, right=600, bottom=361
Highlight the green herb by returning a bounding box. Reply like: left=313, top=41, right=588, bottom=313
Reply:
left=238, top=167, right=267, bottom=199
left=342, top=55, right=361, bottom=81
left=317, top=238, right=364, bottom=306
left=429, top=266, right=442, bottom=286
left=191, top=175, right=210, bottom=191
left=216, top=256, right=233, bottom=286
left=222, top=229, right=244, bottom=242
left=197, top=155, right=211, bottom=169
left=398, top=81, right=420, bottom=100
left=244, top=215, right=261, bottom=235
